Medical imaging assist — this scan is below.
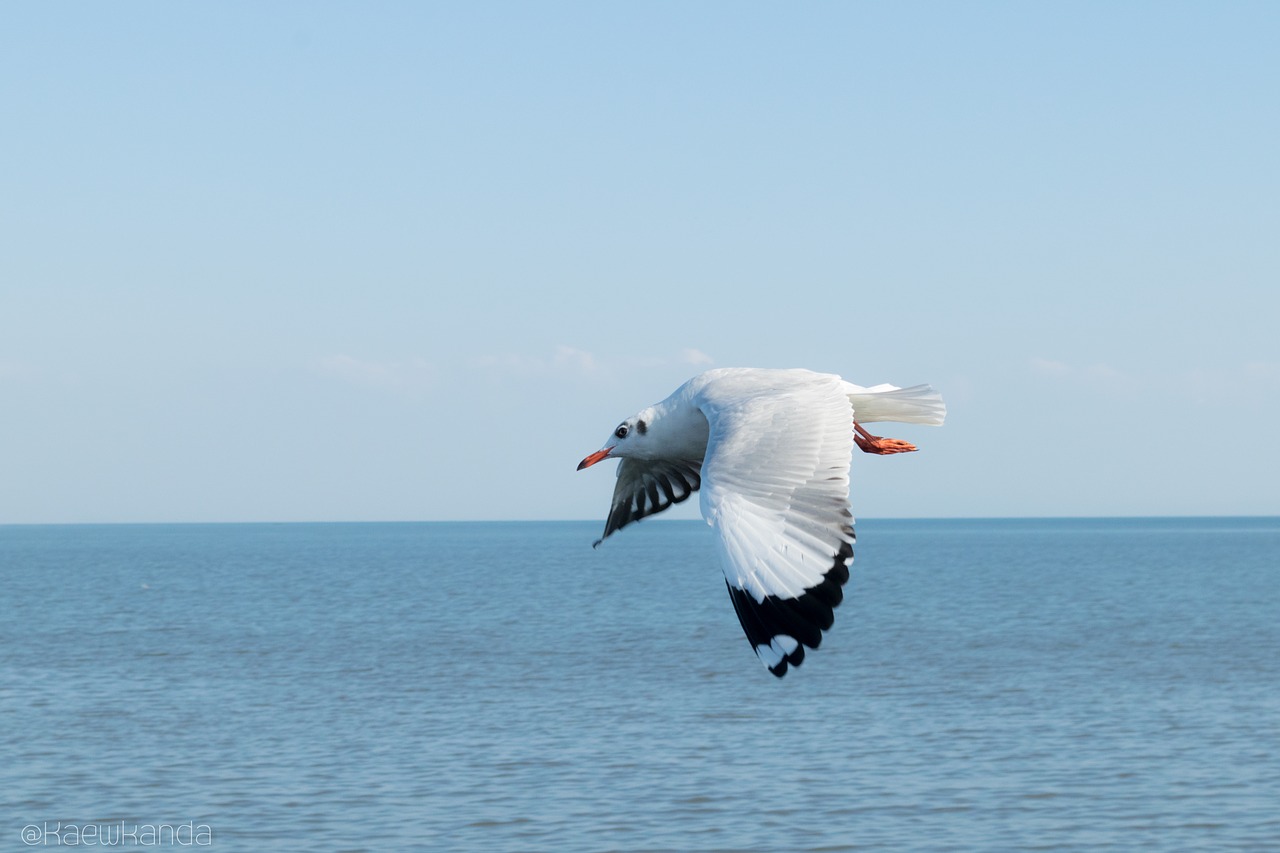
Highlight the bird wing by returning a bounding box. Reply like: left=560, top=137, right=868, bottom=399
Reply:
left=695, top=369, right=856, bottom=677
left=594, top=458, right=702, bottom=547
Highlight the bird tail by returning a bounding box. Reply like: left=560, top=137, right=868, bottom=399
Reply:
left=845, top=383, right=946, bottom=425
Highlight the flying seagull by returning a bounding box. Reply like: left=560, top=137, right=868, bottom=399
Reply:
left=577, top=367, right=945, bottom=677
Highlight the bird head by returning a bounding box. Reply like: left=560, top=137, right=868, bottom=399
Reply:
left=577, top=411, right=653, bottom=470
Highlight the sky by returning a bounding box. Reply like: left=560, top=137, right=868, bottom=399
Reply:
left=3, top=2, right=1277, bottom=524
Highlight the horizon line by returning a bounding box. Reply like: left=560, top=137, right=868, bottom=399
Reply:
left=3, top=514, right=1278, bottom=528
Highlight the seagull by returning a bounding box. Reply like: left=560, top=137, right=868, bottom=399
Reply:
left=577, top=367, right=945, bottom=677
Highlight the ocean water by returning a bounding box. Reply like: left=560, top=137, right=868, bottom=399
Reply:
left=2, top=518, right=1278, bottom=852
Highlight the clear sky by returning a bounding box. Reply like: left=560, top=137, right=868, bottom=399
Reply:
left=3, top=2, right=1277, bottom=524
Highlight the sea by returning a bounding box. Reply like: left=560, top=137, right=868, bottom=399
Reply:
left=2, top=518, right=1277, bottom=852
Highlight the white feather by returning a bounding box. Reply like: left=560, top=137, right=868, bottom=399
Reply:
left=695, top=369, right=854, bottom=603
left=843, top=382, right=947, bottom=425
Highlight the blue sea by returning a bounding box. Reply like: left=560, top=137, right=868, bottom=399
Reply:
left=2, top=518, right=1278, bottom=852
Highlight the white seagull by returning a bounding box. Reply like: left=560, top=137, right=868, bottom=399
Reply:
left=577, top=367, right=945, bottom=677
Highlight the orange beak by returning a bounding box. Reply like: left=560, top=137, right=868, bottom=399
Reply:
left=577, top=447, right=613, bottom=470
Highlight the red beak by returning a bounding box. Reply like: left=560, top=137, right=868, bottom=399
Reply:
left=577, top=448, right=613, bottom=470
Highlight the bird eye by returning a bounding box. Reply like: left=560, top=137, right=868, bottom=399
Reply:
left=614, top=425, right=629, bottom=439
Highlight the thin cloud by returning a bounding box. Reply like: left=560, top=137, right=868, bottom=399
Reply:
left=1029, top=357, right=1071, bottom=376
left=1030, top=358, right=1126, bottom=382
left=314, top=354, right=436, bottom=391
left=476, top=345, right=603, bottom=377
left=1185, top=362, right=1280, bottom=405
left=1029, top=357, right=1132, bottom=393
left=552, top=345, right=600, bottom=374
left=1086, top=363, right=1124, bottom=382
left=475, top=345, right=716, bottom=378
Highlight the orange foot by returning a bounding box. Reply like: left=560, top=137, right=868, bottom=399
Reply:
left=854, top=422, right=918, bottom=455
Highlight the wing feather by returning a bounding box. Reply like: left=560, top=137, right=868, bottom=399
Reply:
left=594, top=458, right=702, bottom=547
left=695, top=369, right=857, bottom=677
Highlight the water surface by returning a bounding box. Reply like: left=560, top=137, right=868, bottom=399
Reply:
left=2, top=518, right=1277, bottom=851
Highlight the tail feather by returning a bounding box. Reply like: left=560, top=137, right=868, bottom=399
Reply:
left=845, top=383, right=946, bottom=425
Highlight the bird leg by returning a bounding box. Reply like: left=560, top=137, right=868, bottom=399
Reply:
left=854, top=421, right=918, bottom=455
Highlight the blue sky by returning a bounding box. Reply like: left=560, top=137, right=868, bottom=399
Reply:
left=3, top=2, right=1277, bottom=523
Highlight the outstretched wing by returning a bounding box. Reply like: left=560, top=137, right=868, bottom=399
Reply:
left=594, top=458, right=702, bottom=547
left=695, top=369, right=856, bottom=677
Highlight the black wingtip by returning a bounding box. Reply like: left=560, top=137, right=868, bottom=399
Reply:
left=726, top=540, right=852, bottom=678
left=592, top=538, right=603, bottom=549
left=765, top=642, right=805, bottom=678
